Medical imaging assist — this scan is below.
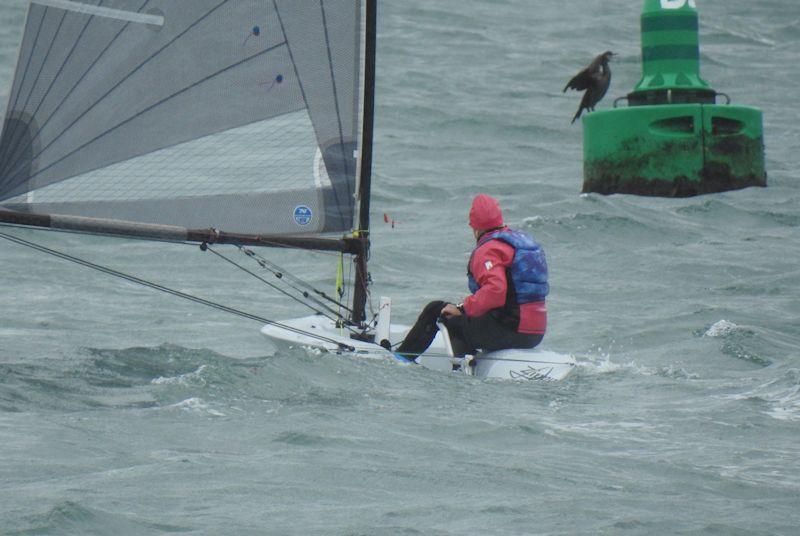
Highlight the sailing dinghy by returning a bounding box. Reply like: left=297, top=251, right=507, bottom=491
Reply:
left=0, top=0, right=574, bottom=381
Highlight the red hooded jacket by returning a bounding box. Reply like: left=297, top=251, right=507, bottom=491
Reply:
left=462, top=227, right=547, bottom=334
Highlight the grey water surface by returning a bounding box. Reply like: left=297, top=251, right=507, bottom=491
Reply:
left=1, top=0, right=799, bottom=534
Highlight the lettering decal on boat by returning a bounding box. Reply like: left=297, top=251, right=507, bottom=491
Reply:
left=293, top=205, right=313, bottom=226
left=509, top=366, right=555, bottom=381
left=660, top=0, right=696, bottom=9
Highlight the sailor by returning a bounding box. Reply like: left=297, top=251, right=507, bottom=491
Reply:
left=396, top=194, right=547, bottom=360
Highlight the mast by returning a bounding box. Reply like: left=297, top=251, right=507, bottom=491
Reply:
left=350, top=0, right=377, bottom=326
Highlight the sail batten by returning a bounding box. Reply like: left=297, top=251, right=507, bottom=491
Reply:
left=33, top=0, right=165, bottom=26
left=0, top=2, right=147, bottom=188
left=20, top=43, right=281, bottom=187
left=1, top=0, right=237, bottom=193
left=0, top=0, right=369, bottom=237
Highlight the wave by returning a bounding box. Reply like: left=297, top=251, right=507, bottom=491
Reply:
left=163, top=397, right=226, bottom=417
left=271, top=430, right=366, bottom=448
left=749, top=210, right=800, bottom=228
left=725, top=369, right=800, bottom=423
left=151, top=365, right=208, bottom=387
left=576, top=355, right=700, bottom=381
left=674, top=199, right=734, bottom=216
left=699, top=320, right=773, bottom=367
left=0, top=344, right=273, bottom=413
left=0, top=360, right=155, bottom=413
left=523, top=211, right=662, bottom=238
left=676, top=200, right=800, bottom=230
left=7, top=500, right=192, bottom=535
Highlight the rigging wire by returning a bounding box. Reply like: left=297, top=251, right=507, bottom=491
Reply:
left=204, top=244, right=350, bottom=327
left=0, top=228, right=567, bottom=367
left=0, top=223, right=363, bottom=326
left=235, top=245, right=355, bottom=315
left=0, top=230, right=356, bottom=352
left=0, top=223, right=372, bottom=338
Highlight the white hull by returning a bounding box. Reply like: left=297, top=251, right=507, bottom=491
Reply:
left=260, top=315, right=575, bottom=381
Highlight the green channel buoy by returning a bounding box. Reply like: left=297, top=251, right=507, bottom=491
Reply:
left=582, top=0, right=766, bottom=197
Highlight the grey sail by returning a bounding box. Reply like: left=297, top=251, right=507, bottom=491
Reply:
left=0, top=0, right=367, bottom=235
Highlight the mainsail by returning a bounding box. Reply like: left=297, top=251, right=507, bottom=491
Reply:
left=0, top=0, right=372, bottom=236
left=0, top=0, right=376, bottom=323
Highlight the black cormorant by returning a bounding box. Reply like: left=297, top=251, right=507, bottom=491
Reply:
left=564, top=51, right=615, bottom=124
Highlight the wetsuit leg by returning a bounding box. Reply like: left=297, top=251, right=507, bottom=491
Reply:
left=460, top=313, right=543, bottom=353
left=396, top=300, right=447, bottom=359
left=441, top=315, right=476, bottom=357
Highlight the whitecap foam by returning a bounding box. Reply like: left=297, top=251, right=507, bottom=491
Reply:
left=574, top=344, right=640, bottom=376
left=703, top=319, right=739, bottom=338
left=577, top=356, right=639, bottom=376
left=151, top=365, right=208, bottom=386
left=167, top=397, right=225, bottom=417
left=767, top=404, right=800, bottom=422
left=301, top=345, right=326, bottom=356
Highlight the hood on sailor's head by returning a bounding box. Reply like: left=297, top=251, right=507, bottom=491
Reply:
left=469, top=194, right=504, bottom=230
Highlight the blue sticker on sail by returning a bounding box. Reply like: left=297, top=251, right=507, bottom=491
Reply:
left=293, top=205, right=313, bottom=226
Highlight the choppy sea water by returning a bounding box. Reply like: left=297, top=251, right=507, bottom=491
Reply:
left=1, top=0, right=799, bottom=534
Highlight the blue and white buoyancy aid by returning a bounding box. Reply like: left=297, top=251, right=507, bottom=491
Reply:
left=467, top=229, right=549, bottom=303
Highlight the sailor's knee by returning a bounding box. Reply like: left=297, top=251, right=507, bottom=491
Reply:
left=422, top=300, right=447, bottom=315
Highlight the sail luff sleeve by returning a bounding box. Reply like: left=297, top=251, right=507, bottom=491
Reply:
left=357, top=0, right=376, bottom=235
left=349, top=0, right=375, bottom=326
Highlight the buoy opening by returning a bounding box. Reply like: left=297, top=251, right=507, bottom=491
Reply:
left=650, top=116, right=695, bottom=135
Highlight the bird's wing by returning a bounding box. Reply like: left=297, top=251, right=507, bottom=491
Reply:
left=564, top=69, right=591, bottom=92
left=564, top=68, right=595, bottom=92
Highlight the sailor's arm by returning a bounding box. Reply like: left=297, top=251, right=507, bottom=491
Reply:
left=462, top=242, right=513, bottom=317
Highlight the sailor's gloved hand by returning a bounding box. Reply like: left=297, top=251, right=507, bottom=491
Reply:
left=440, top=303, right=462, bottom=318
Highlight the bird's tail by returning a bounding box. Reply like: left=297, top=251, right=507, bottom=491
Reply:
left=571, top=109, right=582, bottom=124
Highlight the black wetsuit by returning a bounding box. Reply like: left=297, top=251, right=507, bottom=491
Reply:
left=396, top=300, right=542, bottom=360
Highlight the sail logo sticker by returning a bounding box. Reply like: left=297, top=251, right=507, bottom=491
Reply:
left=660, top=0, right=696, bottom=9
left=293, top=205, right=313, bottom=226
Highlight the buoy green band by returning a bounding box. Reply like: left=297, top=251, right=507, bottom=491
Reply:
left=641, top=15, right=698, bottom=32
left=643, top=45, right=699, bottom=61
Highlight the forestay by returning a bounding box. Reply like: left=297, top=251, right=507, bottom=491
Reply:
left=0, top=0, right=368, bottom=236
